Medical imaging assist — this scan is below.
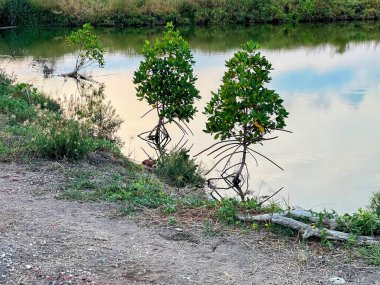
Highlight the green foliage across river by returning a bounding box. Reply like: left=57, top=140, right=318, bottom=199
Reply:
left=0, top=0, right=379, bottom=27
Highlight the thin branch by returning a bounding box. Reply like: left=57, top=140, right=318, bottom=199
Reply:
left=246, top=150, right=259, bottom=167
left=141, top=108, right=156, bottom=119
left=140, top=147, right=152, bottom=160
left=275, top=128, right=293, bottom=133
left=168, top=133, right=186, bottom=154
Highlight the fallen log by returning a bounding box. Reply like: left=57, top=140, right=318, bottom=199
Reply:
left=288, top=208, right=338, bottom=230
left=237, top=213, right=380, bottom=245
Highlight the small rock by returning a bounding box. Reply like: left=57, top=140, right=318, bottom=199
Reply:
left=174, top=228, right=183, bottom=232
left=25, top=265, right=32, bottom=270
left=94, top=236, right=109, bottom=241
left=0, top=264, right=6, bottom=276
left=329, top=277, right=346, bottom=284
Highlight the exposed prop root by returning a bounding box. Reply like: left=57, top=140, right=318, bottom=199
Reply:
left=237, top=212, right=380, bottom=245
left=138, top=121, right=171, bottom=155
left=197, top=125, right=285, bottom=201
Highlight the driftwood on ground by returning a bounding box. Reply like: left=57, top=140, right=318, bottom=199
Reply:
left=237, top=211, right=380, bottom=246
left=287, top=208, right=338, bottom=229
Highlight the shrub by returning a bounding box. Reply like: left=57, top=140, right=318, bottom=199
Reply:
left=31, top=109, right=112, bottom=161
left=32, top=113, right=92, bottom=160
left=369, top=190, right=380, bottom=217
left=68, top=84, right=123, bottom=143
left=337, top=209, right=380, bottom=236
left=217, top=198, right=239, bottom=225
left=0, top=80, right=60, bottom=122
left=0, top=95, right=36, bottom=122
left=0, top=68, right=121, bottom=162
left=12, top=83, right=60, bottom=113
left=0, top=69, right=15, bottom=86
left=156, top=149, right=205, bottom=188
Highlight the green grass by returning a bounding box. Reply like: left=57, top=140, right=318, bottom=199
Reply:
left=60, top=165, right=177, bottom=215
left=357, top=245, right=380, bottom=266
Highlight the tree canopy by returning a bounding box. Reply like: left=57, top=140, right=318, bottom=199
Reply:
left=133, top=22, right=200, bottom=123
left=205, top=41, right=288, bottom=144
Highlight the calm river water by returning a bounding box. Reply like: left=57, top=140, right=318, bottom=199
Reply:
left=1, top=22, right=380, bottom=213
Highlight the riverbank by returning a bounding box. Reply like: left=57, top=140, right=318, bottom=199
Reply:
left=0, top=67, right=379, bottom=285
left=1, top=160, right=380, bottom=285
left=0, top=0, right=379, bottom=27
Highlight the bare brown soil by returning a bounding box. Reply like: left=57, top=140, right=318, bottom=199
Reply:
left=0, top=161, right=379, bottom=285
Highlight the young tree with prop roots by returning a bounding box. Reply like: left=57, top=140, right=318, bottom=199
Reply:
left=200, top=41, right=289, bottom=201
left=133, top=22, right=200, bottom=157
left=65, top=23, right=105, bottom=82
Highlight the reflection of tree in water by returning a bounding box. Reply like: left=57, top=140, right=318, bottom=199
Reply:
left=31, top=58, right=56, bottom=78
left=1, top=22, right=380, bottom=58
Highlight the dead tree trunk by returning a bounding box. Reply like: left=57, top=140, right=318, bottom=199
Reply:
left=237, top=213, right=380, bottom=245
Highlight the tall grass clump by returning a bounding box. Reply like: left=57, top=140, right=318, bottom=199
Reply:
left=63, top=85, right=123, bottom=145
left=156, top=149, right=205, bottom=188
left=31, top=109, right=110, bottom=160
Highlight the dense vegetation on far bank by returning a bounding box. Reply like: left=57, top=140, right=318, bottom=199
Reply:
left=0, top=0, right=379, bottom=27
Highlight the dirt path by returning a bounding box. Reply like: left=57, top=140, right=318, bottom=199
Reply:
left=0, top=162, right=379, bottom=285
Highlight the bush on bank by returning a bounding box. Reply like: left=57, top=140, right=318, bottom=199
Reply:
left=0, top=70, right=115, bottom=161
